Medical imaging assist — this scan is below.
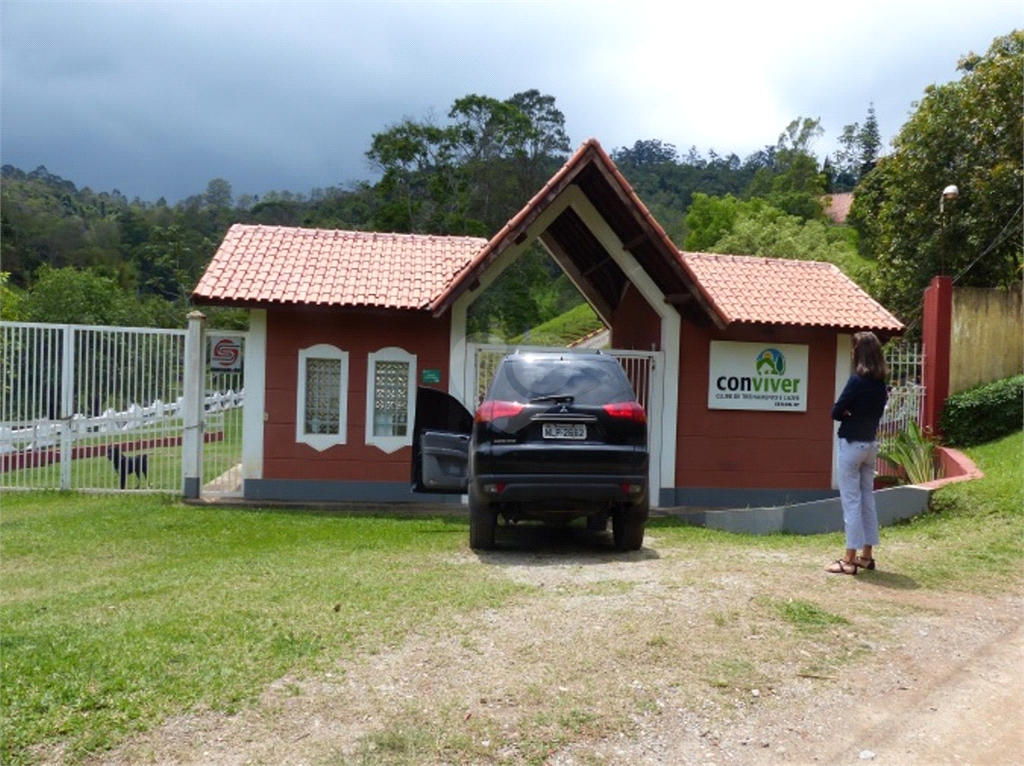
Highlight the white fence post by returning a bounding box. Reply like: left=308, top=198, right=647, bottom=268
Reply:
left=59, top=325, right=75, bottom=490
left=181, top=311, right=206, bottom=498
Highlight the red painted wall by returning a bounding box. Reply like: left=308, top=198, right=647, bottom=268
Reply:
left=610, top=284, right=661, bottom=351
left=676, top=322, right=838, bottom=490
left=263, top=307, right=451, bottom=482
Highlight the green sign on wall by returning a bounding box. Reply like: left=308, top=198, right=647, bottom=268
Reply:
left=421, top=368, right=441, bottom=384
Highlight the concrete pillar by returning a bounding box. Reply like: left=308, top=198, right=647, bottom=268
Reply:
left=921, top=276, right=952, bottom=434
left=182, top=311, right=206, bottom=498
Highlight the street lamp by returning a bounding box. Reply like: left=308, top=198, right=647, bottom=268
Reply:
left=939, top=185, right=959, bottom=274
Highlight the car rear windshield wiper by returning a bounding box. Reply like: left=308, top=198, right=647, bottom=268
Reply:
left=528, top=394, right=576, bottom=404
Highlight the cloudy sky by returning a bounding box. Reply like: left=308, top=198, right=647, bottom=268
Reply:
left=1, top=0, right=1020, bottom=204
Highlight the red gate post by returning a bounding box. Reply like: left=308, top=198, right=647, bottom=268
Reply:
left=921, top=276, right=953, bottom=434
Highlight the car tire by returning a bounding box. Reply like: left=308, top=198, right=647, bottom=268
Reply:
left=612, top=507, right=646, bottom=551
left=468, top=484, right=496, bottom=550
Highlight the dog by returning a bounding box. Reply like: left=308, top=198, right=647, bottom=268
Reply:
left=106, top=445, right=148, bottom=489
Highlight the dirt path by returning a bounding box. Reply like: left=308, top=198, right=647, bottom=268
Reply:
left=85, top=526, right=1023, bottom=766
left=811, top=623, right=1023, bottom=765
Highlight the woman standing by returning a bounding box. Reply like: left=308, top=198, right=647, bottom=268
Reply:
left=827, top=331, right=889, bottom=575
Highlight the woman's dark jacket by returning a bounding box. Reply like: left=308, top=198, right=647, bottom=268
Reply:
left=831, top=374, right=888, bottom=441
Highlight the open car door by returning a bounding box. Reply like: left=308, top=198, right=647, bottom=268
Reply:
left=411, top=386, right=474, bottom=493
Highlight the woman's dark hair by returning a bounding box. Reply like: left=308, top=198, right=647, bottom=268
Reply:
left=852, top=331, right=888, bottom=380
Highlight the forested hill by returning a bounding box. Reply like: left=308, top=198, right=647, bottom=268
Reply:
left=0, top=92, right=873, bottom=336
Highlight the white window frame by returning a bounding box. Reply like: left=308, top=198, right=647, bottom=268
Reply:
left=365, top=346, right=417, bottom=454
left=296, top=344, right=349, bottom=451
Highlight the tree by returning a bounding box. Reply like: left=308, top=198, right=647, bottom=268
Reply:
left=1, top=272, right=23, bottom=320
left=684, top=194, right=748, bottom=251
left=204, top=178, right=233, bottom=209
left=831, top=123, right=862, bottom=192
left=366, top=117, right=471, bottom=234
left=831, top=104, right=883, bottom=192
left=857, top=104, right=881, bottom=176
left=505, top=89, right=572, bottom=201
left=448, top=93, right=535, bottom=228
left=612, top=139, right=679, bottom=167
left=743, top=118, right=826, bottom=218
left=711, top=206, right=874, bottom=290
left=366, top=90, right=573, bottom=236
left=850, top=31, right=1023, bottom=325
left=21, top=266, right=141, bottom=326
left=136, top=225, right=212, bottom=301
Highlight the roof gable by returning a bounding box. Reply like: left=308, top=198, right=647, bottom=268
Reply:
left=192, top=225, right=487, bottom=310
left=430, top=138, right=720, bottom=326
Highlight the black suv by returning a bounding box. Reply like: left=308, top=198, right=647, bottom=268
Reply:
left=412, top=351, right=649, bottom=550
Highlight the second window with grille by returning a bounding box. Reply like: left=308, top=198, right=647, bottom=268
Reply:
left=365, top=347, right=416, bottom=453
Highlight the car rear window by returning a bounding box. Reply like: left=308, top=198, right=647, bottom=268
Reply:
left=487, top=355, right=636, bottom=405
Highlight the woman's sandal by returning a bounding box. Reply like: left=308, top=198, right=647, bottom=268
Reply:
left=855, top=556, right=876, bottom=570
left=826, top=559, right=858, bottom=575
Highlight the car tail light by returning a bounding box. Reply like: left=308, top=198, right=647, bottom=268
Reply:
left=602, top=401, right=646, bottom=423
left=475, top=400, right=525, bottom=423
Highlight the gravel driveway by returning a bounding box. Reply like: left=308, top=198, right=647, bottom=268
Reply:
left=85, top=522, right=1023, bottom=766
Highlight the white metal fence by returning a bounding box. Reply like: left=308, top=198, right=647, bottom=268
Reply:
left=0, top=321, right=245, bottom=494
left=877, top=341, right=925, bottom=477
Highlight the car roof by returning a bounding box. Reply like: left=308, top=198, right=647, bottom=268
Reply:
left=504, top=351, right=610, bottom=363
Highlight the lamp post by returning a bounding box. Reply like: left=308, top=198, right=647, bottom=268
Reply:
left=939, top=184, right=958, bottom=275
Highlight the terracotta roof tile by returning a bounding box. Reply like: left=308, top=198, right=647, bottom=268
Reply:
left=822, top=192, right=854, bottom=224
left=681, top=252, right=903, bottom=332
left=192, top=225, right=488, bottom=310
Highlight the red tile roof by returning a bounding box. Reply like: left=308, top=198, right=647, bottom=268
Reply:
left=822, top=192, right=854, bottom=224
left=192, top=225, right=487, bottom=310
left=681, top=252, right=903, bottom=332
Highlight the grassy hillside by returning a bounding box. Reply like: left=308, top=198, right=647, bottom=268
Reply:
left=510, top=302, right=605, bottom=346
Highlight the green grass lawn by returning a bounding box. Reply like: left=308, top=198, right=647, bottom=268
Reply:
left=1, top=431, right=1020, bottom=764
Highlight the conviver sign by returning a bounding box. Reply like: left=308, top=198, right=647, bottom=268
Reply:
left=707, top=341, right=809, bottom=412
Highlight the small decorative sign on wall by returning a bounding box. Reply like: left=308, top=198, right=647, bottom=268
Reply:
left=708, top=341, right=809, bottom=411
left=209, top=336, right=243, bottom=373
left=420, top=368, right=441, bottom=384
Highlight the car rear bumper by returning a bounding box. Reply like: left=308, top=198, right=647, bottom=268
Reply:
left=473, top=473, right=649, bottom=509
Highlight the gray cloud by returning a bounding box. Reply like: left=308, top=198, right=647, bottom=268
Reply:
left=2, top=0, right=1020, bottom=203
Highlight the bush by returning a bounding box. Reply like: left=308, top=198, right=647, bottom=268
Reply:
left=940, top=375, right=1024, bottom=447
left=878, top=421, right=939, bottom=484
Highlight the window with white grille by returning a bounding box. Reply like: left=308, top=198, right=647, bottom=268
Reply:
left=365, top=347, right=416, bottom=453
left=296, top=345, right=348, bottom=451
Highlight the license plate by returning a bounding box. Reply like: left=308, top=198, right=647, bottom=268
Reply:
left=542, top=423, right=586, bottom=440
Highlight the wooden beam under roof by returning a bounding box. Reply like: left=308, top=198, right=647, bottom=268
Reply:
left=539, top=230, right=614, bottom=325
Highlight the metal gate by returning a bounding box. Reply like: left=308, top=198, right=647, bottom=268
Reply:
left=0, top=321, right=247, bottom=497
left=202, top=332, right=246, bottom=498
left=877, top=340, right=926, bottom=477
left=1, top=321, right=187, bottom=492
left=465, top=343, right=665, bottom=503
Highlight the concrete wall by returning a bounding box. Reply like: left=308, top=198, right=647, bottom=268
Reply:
left=950, top=285, right=1023, bottom=395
